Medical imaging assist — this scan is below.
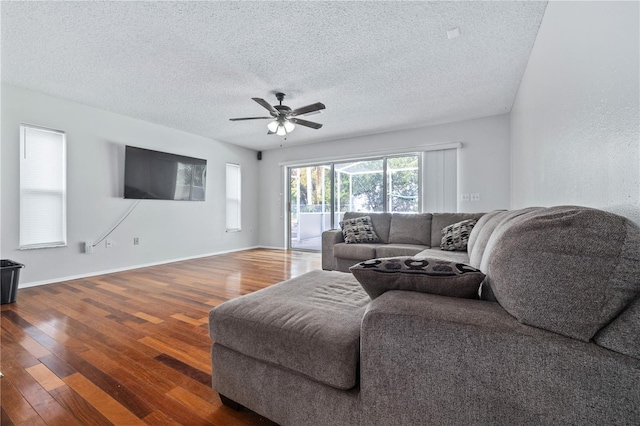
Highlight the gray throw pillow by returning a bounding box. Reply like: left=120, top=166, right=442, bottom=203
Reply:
left=350, top=257, right=485, bottom=300
left=441, top=218, right=478, bottom=251
left=340, top=216, right=380, bottom=244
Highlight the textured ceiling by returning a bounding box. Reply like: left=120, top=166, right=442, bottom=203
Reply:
left=1, top=1, right=547, bottom=151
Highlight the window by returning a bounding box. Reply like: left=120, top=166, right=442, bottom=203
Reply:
left=19, top=124, right=67, bottom=249
left=334, top=159, right=384, bottom=213
left=226, top=163, right=241, bottom=232
left=334, top=155, right=419, bottom=213
left=387, top=155, right=419, bottom=212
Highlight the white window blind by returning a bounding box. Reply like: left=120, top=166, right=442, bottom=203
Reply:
left=20, top=124, right=67, bottom=249
left=226, top=163, right=241, bottom=232
left=422, top=148, right=457, bottom=212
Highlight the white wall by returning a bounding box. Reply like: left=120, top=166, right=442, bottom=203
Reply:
left=1, top=84, right=259, bottom=286
left=258, top=114, right=511, bottom=248
left=511, top=1, right=640, bottom=225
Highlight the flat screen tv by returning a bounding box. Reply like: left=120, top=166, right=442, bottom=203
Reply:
left=124, top=146, right=207, bottom=201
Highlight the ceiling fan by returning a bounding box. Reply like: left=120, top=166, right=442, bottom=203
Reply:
left=230, top=93, right=325, bottom=136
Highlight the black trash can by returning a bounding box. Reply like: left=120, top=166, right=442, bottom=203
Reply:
left=1, top=260, right=25, bottom=304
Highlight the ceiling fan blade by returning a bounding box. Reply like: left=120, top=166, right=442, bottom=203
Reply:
left=267, top=130, right=276, bottom=135
left=290, top=102, right=326, bottom=117
left=290, top=118, right=323, bottom=129
left=252, top=98, right=279, bottom=116
left=229, top=117, right=272, bottom=121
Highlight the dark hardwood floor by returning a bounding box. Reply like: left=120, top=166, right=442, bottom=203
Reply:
left=1, top=249, right=322, bottom=425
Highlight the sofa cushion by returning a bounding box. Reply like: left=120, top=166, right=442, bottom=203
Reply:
left=334, top=242, right=382, bottom=260
left=388, top=213, right=432, bottom=245
left=414, top=248, right=471, bottom=264
left=469, top=208, right=541, bottom=269
left=343, top=212, right=392, bottom=243
left=467, top=210, right=505, bottom=257
left=209, top=270, right=370, bottom=390
left=350, top=257, right=484, bottom=300
left=340, top=216, right=380, bottom=243
left=376, top=244, right=429, bottom=258
left=594, top=295, right=640, bottom=360
left=440, top=218, right=478, bottom=251
left=430, top=213, right=485, bottom=248
left=469, top=208, right=543, bottom=301
left=484, top=206, right=640, bottom=342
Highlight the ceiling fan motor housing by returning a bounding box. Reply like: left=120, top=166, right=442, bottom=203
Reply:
left=274, top=105, right=291, bottom=115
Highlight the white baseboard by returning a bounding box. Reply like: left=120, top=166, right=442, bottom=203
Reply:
left=18, top=246, right=266, bottom=289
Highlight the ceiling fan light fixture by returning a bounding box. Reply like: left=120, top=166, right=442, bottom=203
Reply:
left=283, top=120, right=295, bottom=133
left=267, top=120, right=279, bottom=132
left=276, top=125, right=287, bottom=136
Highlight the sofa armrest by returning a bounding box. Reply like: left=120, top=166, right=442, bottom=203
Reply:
left=322, top=229, right=344, bottom=270
left=360, top=291, right=640, bottom=425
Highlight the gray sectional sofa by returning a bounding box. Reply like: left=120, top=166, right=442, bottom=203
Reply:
left=322, top=211, right=485, bottom=272
left=209, top=206, right=640, bottom=425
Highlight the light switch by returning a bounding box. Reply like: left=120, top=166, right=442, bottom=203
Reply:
left=471, top=193, right=480, bottom=201
left=461, top=194, right=470, bottom=201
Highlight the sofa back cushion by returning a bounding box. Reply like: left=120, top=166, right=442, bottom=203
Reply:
left=593, top=296, right=640, bottom=359
left=467, top=210, right=504, bottom=264
left=430, top=213, right=485, bottom=248
left=482, top=206, right=640, bottom=342
left=343, top=212, right=392, bottom=243
left=469, top=208, right=541, bottom=269
left=389, top=213, right=433, bottom=245
left=595, top=295, right=640, bottom=359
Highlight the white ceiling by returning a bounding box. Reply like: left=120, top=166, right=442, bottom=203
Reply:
left=1, top=1, right=547, bottom=151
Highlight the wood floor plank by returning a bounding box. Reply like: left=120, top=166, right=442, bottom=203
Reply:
left=64, top=372, right=146, bottom=425
left=171, top=312, right=208, bottom=326
left=134, top=311, right=164, bottom=324
left=138, top=335, right=212, bottom=373
left=143, top=410, right=183, bottom=425
left=49, top=385, right=113, bottom=426
left=1, top=358, right=82, bottom=426
left=25, top=363, right=66, bottom=391
left=0, top=377, right=48, bottom=426
left=1, top=317, right=52, bottom=359
left=0, top=249, right=321, bottom=425
left=155, top=353, right=211, bottom=385
left=0, top=325, right=42, bottom=369
left=1, top=406, right=16, bottom=426
left=166, top=385, right=231, bottom=425
left=38, top=354, right=77, bottom=379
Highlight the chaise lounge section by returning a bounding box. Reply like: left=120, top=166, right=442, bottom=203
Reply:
left=209, top=206, right=640, bottom=425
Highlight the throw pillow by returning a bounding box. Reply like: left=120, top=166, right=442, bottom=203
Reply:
left=350, top=257, right=485, bottom=300
left=441, top=219, right=478, bottom=251
left=340, top=216, right=380, bottom=244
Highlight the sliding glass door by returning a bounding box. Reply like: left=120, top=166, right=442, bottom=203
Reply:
left=334, top=159, right=384, bottom=214
left=387, top=155, right=419, bottom=212
left=289, top=165, right=332, bottom=250
left=288, top=154, right=420, bottom=251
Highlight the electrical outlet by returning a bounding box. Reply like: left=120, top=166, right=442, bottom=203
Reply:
left=106, top=240, right=113, bottom=248
left=471, top=193, right=481, bottom=201
left=133, top=237, right=139, bottom=245
left=84, top=241, right=93, bottom=254
left=461, top=194, right=470, bottom=201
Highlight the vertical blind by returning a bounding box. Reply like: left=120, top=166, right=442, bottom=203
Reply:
left=20, top=124, right=67, bottom=249
left=226, top=163, right=241, bottom=232
left=422, top=148, right=457, bottom=213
